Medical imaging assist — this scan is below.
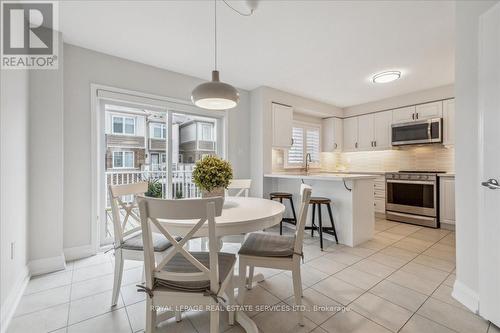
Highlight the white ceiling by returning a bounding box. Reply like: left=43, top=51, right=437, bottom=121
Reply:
left=60, top=1, right=455, bottom=108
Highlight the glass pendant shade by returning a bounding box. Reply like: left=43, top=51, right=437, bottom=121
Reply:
left=191, top=71, right=239, bottom=110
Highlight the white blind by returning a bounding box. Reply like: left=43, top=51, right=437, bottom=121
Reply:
left=306, top=128, right=320, bottom=163
left=287, top=124, right=321, bottom=166
left=287, top=127, right=304, bottom=165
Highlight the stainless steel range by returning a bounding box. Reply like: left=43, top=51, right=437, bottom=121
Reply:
left=385, top=171, right=445, bottom=228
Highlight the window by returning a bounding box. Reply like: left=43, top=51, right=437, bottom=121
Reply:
left=112, top=151, right=134, bottom=168
left=198, top=122, right=214, bottom=141
left=286, top=123, right=321, bottom=167
left=150, top=123, right=166, bottom=139
left=112, top=116, right=136, bottom=135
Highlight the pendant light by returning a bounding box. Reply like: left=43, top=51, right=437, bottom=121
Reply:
left=191, top=0, right=240, bottom=110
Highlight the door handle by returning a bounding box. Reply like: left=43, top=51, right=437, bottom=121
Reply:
left=334, top=142, right=337, bottom=149
left=412, top=113, right=415, bottom=120
left=481, top=179, right=500, bottom=190
left=416, top=113, right=419, bottom=120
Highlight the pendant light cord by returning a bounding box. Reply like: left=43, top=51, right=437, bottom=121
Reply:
left=214, top=0, right=217, bottom=71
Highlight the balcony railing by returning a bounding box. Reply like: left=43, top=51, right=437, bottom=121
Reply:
left=104, top=165, right=201, bottom=241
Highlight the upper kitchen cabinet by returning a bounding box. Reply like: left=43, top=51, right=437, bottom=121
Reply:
left=271, top=103, right=294, bottom=148
left=356, top=111, right=392, bottom=150
left=343, top=117, right=358, bottom=151
left=443, top=99, right=455, bottom=146
left=373, top=110, right=393, bottom=149
left=322, top=117, right=343, bottom=152
left=392, top=106, right=416, bottom=123
left=415, top=101, right=443, bottom=120
left=358, top=114, right=374, bottom=150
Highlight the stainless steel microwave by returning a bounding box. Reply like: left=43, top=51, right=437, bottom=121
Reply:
left=391, top=118, right=442, bottom=146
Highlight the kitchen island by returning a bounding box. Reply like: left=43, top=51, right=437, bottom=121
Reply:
left=264, top=172, right=378, bottom=246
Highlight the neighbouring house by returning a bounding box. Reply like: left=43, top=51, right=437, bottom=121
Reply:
left=179, top=119, right=216, bottom=163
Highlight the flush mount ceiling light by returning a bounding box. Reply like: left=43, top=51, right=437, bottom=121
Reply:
left=192, top=0, right=256, bottom=110
left=372, top=71, right=402, bottom=84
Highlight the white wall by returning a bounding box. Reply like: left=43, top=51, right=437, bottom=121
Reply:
left=0, top=70, right=30, bottom=329
left=343, top=84, right=454, bottom=117
left=63, top=44, right=250, bottom=252
left=249, top=86, right=343, bottom=197
left=453, top=0, right=498, bottom=313
left=28, top=34, right=66, bottom=275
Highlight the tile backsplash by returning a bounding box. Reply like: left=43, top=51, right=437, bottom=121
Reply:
left=273, top=145, right=455, bottom=173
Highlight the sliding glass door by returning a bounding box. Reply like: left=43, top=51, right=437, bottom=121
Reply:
left=98, top=98, right=224, bottom=246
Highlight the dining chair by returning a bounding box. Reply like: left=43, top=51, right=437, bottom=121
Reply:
left=137, top=195, right=236, bottom=333
left=108, top=182, right=176, bottom=307
left=237, top=184, right=312, bottom=326
left=226, top=179, right=252, bottom=197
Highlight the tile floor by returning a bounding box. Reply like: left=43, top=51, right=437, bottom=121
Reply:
left=7, top=218, right=500, bottom=333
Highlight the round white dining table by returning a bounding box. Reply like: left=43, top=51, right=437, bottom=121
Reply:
left=158, top=196, right=285, bottom=333
left=158, top=196, right=286, bottom=238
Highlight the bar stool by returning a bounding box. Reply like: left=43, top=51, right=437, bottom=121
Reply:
left=309, top=197, right=339, bottom=250
left=269, top=192, right=297, bottom=235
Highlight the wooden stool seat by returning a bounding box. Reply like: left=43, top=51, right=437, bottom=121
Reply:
left=308, top=197, right=339, bottom=250
left=310, top=197, right=331, bottom=204
left=270, top=192, right=293, bottom=199
left=270, top=192, right=297, bottom=235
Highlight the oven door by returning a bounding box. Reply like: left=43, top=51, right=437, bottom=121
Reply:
left=392, top=118, right=442, bottom=146
left=386, top=179, right=437, bottom=217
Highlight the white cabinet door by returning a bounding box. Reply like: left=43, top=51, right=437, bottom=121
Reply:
left=439, top=177, right=455, bottom=225
left=357, top=114, right=374, bottom=150
left=322, top=118, right=335, bottom=152
left=415, top=101, right=443, bottom=120
left=272, top=103, right=293, bottom=148
left=322, top=117, right=343, bottom=152
left=443, top=99, right=455, bottom=146
left=343, top=117, right=358, bottom=151
left=334, top=117, right=343, bottom=151
left=373, top=110, right=393, bottom=149
left=392, top=106, right=416, bottom=123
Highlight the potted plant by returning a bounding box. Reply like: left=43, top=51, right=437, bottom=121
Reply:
left=145, top=179, right=163, bottom=198
left=192, top=155, right=233, bottom=200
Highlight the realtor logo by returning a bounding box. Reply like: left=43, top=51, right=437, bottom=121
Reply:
left=1, top=1, right=58, bottom=69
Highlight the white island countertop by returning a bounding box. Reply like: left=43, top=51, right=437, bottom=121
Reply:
left=264, top=172, right=379, bottom=181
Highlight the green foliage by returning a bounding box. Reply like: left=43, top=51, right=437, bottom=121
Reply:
left=145, top=179, right=163, bottom=198
left=192, top=155, right=233, bottom=192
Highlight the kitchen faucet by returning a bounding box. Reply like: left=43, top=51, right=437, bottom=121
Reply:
left=305, top=153, right=312, bottom=173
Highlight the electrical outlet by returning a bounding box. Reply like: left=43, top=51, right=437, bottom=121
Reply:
left=10, top=242, right=14, bottom=260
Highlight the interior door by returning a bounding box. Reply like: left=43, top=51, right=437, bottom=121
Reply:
left=357, top=114, right=374, bottom=150
left=478, top=2, right=500, bottom=326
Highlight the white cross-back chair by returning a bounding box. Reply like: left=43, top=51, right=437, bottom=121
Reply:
left=137, top=195, right=236, bottom=333
left=226, top=179, right=252, bottom=197
left=237, top=184, right=312, bottom=326
left=108, top=182, right=176, bottom=307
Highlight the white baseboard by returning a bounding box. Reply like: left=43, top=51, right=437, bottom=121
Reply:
left=28, top=254, right=66, bottom=276
left=0, top=265, right=30, bottom=333
left=64, top=244, right=96, bottom=261
left=452, top=279, right=480, bottom=314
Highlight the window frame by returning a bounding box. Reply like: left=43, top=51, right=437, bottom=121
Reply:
left=111, top=115, right=136, bottom=136
left=112, top=151, right=135, bottom=169
left=150, top=122, right=167, bottom=139
left=284, top=121, right=322, bottom=169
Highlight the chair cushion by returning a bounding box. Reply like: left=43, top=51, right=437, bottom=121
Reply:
left=121, top=232, right=176, bottom=252
left=238, top=233, right=296, bottom=258
left=154, top=252, right=236, bottom=292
